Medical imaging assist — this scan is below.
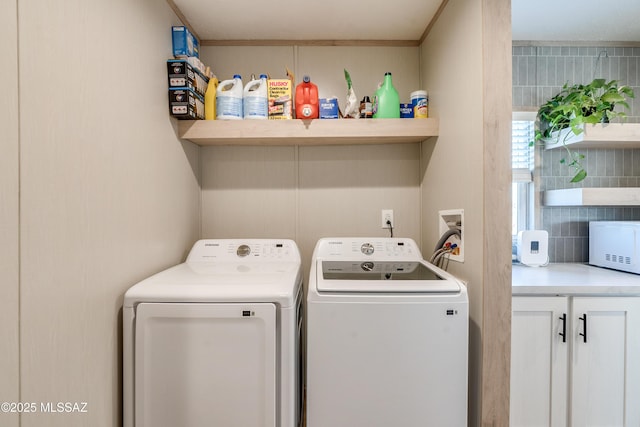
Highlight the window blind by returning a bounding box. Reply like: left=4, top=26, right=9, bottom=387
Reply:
left=512, top=120, right=534, bottom=182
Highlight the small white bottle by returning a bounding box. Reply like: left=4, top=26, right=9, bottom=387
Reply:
left=243, top=74, right=268, bottom=119
left=216, top=74, right=243, bottom=120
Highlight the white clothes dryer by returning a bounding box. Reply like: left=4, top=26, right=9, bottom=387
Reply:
left=306, top=237, right=468, bottom=427
left=123, top=239, right=303, bottom=427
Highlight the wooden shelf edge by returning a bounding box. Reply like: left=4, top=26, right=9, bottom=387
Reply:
left=544, top=187, right=640, bottom=206
left=177, top=118, right=439, bottom=146
left=544, top=123, right=640, bottom=150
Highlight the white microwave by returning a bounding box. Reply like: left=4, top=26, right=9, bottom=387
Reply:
left=589, top=221, right=640, bottom=274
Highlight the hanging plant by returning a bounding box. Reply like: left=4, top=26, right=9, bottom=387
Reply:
left=532, top=78, right=635, bottom=183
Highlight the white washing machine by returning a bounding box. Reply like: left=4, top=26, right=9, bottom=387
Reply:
left=306, top=237, right=468, bottom=427
left=123, top=239, right=303, bottom=427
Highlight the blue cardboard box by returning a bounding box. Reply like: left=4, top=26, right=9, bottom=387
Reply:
left=319, top=98, right=339, bottom=119
left=172, top=26, right=199, bottom=58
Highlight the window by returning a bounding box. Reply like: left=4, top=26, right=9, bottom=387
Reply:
left=512, top=112, right=536, bottom=241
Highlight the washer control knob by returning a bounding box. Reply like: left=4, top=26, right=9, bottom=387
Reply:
left=361, top=243, right=374, bottom=255
left=236, top=244, right=251, bottom=257
left=361, top=261, right=375, bottom=272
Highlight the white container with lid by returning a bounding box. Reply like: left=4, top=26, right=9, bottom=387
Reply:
left=411, top=90, right=428, bottom=118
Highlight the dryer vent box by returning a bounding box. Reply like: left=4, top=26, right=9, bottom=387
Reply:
left=438, top=209, right=464, bottom=263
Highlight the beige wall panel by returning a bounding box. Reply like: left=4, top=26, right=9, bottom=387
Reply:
left=298, top=144, right=421, bottom=280
left=199, top=45, right=295, bottom=82
left=420, top=0, right=484, bottom=425
left=200, top=146, right=297, bottom=239
left=199, top=40, right=298, bottom=243
left=297, top=46, right=420, bottom=104
left=0, top=0, right=20, bottom=425
left=18, top=0, right=200, bottom=426
left=198, top=45, right=422, bottom=274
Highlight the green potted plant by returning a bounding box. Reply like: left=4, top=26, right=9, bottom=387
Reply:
left=532, top=78, right=635, bottom=182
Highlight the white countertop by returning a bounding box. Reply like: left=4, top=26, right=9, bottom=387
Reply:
left=512, top=263, right=640, bottom=296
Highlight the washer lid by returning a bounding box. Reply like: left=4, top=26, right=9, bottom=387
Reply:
left=316, top=260, right=461, bottom=293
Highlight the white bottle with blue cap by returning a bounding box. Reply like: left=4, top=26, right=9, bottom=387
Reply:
left=243, top=74, right=268, bottom=119
left=216, top=74, right=243, bottom=120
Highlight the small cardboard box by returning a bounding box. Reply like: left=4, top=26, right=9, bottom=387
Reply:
left=168, top=88, right=205, bottom=120
left=167, top=59, right=209, bottom=97
left=172, top=26, right=199, bottom=58
left=400, top=103, right=414, bottom=118
left=268, top=79, right=293, bottom=120
left=319, top=98, right=339, bottom=119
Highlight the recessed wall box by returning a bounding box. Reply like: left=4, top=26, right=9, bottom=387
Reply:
left=438, top=209, right=464, bottom=263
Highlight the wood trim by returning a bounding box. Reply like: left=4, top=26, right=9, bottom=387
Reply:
left=165, top=0, right=200, bottom=41
left=481, top=0, right=512, bottom=424
left=513, top=40, right=640, bottom=47
left=200, top=39, right=420, bottom=47
left=419, top=0, right=450, bottom=44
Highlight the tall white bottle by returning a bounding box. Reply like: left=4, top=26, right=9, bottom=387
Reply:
left=216, top=74, right=243, bottom=120
left=243, top=74, right=268, bottom=119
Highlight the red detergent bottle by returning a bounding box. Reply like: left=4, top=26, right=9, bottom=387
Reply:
left=295, top=75, right=319, bottom=119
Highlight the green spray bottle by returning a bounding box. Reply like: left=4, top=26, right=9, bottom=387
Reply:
left=372, top=72, right=400, bottom=118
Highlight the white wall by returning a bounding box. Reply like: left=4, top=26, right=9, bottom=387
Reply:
left=0, top=0, right=20, bottom=425
left=199, top=45, right=423, bottom=278
left=15, top=0, right=201, bottom=425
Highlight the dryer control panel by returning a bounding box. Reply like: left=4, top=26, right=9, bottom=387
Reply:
left=187, top=239, right=301, bottom=262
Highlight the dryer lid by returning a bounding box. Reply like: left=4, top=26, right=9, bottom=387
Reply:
left=316, top=260, right=461, bottom=293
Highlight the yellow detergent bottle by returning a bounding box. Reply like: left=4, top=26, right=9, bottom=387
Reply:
left=204, top=74, right=219, bottom=120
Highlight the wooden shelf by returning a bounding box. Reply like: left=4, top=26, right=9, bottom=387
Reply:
left=544, top=187, right=640, bottom=206
left=177, top=118, right=438, bottom=146
left=544, top=123, right=640, bottom=150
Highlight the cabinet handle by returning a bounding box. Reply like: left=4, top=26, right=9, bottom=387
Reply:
left=579, top=313, right=587, bottom=343
left=559, top=313, right=567, bottom=343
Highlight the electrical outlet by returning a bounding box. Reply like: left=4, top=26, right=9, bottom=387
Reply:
left=381, top=209, right=394, bottom=228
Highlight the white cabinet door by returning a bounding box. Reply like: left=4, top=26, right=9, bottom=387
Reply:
left=511, top=296, right=569, bottom=427
left=570, top=297, right=640, bottom=427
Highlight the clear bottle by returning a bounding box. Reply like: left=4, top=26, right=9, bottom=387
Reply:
left=372, top=72, right=400, bottom=119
